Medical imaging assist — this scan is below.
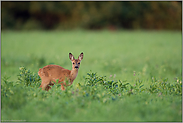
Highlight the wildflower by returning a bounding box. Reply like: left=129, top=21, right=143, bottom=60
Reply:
left=19, top=67, right=24, bottom=71
left=25, top=70, right=28, bottom=73
left=133, top=71, right=136, bottom=76
left=97, top=94, right=101, bottom=98
left=113, top=74, right=116, bottom=78
left=76, top=83, right=80, bottom=88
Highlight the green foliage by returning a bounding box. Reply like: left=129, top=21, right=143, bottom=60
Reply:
left=1, top=68, right=182, bottom=122
left=1, top=76, right=28, bottom=110
left=149, top=77, right=182, bottom=95
left=84, top=71, right=182, bottom=97
left=1, top=30, right=182, bottom=122
left=1, top=1, right=181, bottom=30
left=18, top=66, right=41, bottom=87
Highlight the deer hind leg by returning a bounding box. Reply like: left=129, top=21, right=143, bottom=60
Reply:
left=46, top=82, right=54, bottom=91
left=40, top=79, right=51, bottom=91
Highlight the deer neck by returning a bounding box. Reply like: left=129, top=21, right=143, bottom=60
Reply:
left=70, top=68, right=78, bottom=82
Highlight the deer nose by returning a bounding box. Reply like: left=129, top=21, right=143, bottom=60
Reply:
left=75, top=66, right=78, bottom=68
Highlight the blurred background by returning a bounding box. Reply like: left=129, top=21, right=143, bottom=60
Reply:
left=1, top=1, right=182, bottom=31
left=1, top=1, right=182, bottom=82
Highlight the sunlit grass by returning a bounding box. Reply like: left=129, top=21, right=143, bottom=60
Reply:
left=1, top=30, right=182, bottom=122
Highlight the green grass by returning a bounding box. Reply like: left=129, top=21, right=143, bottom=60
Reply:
left=1, top=30, right=182, bottom=122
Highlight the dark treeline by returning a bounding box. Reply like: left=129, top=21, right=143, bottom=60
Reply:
left=1, top=1, right=182, bottom=30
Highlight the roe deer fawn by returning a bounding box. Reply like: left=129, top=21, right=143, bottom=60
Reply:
left=38, top=52, right=83, bottom=91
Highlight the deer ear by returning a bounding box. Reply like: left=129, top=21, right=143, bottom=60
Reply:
left=78, top=52, right=83, bottom=61
left=69, top=53, right=75, bottom=61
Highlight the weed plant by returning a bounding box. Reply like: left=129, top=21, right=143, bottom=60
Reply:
left=1, top=30, right=182, bottom=121
left=1, top=67, right=182, bottom=122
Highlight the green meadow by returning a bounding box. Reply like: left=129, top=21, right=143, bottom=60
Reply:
left=1, top=30, right=182, bottom=122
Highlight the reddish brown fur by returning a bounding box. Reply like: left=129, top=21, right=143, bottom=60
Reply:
left=38, top=52, right=83, bottom=91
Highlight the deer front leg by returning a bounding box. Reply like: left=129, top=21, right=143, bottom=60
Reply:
left=61, top=83, right=65, bottom=90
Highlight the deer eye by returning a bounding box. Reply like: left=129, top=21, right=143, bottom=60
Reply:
left=73, top=62, right=75, bottom=64
left=78, top=62, right=80, bottom=64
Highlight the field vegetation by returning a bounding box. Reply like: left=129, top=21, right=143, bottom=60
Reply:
left=1, top=30, right=182, bottom=122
